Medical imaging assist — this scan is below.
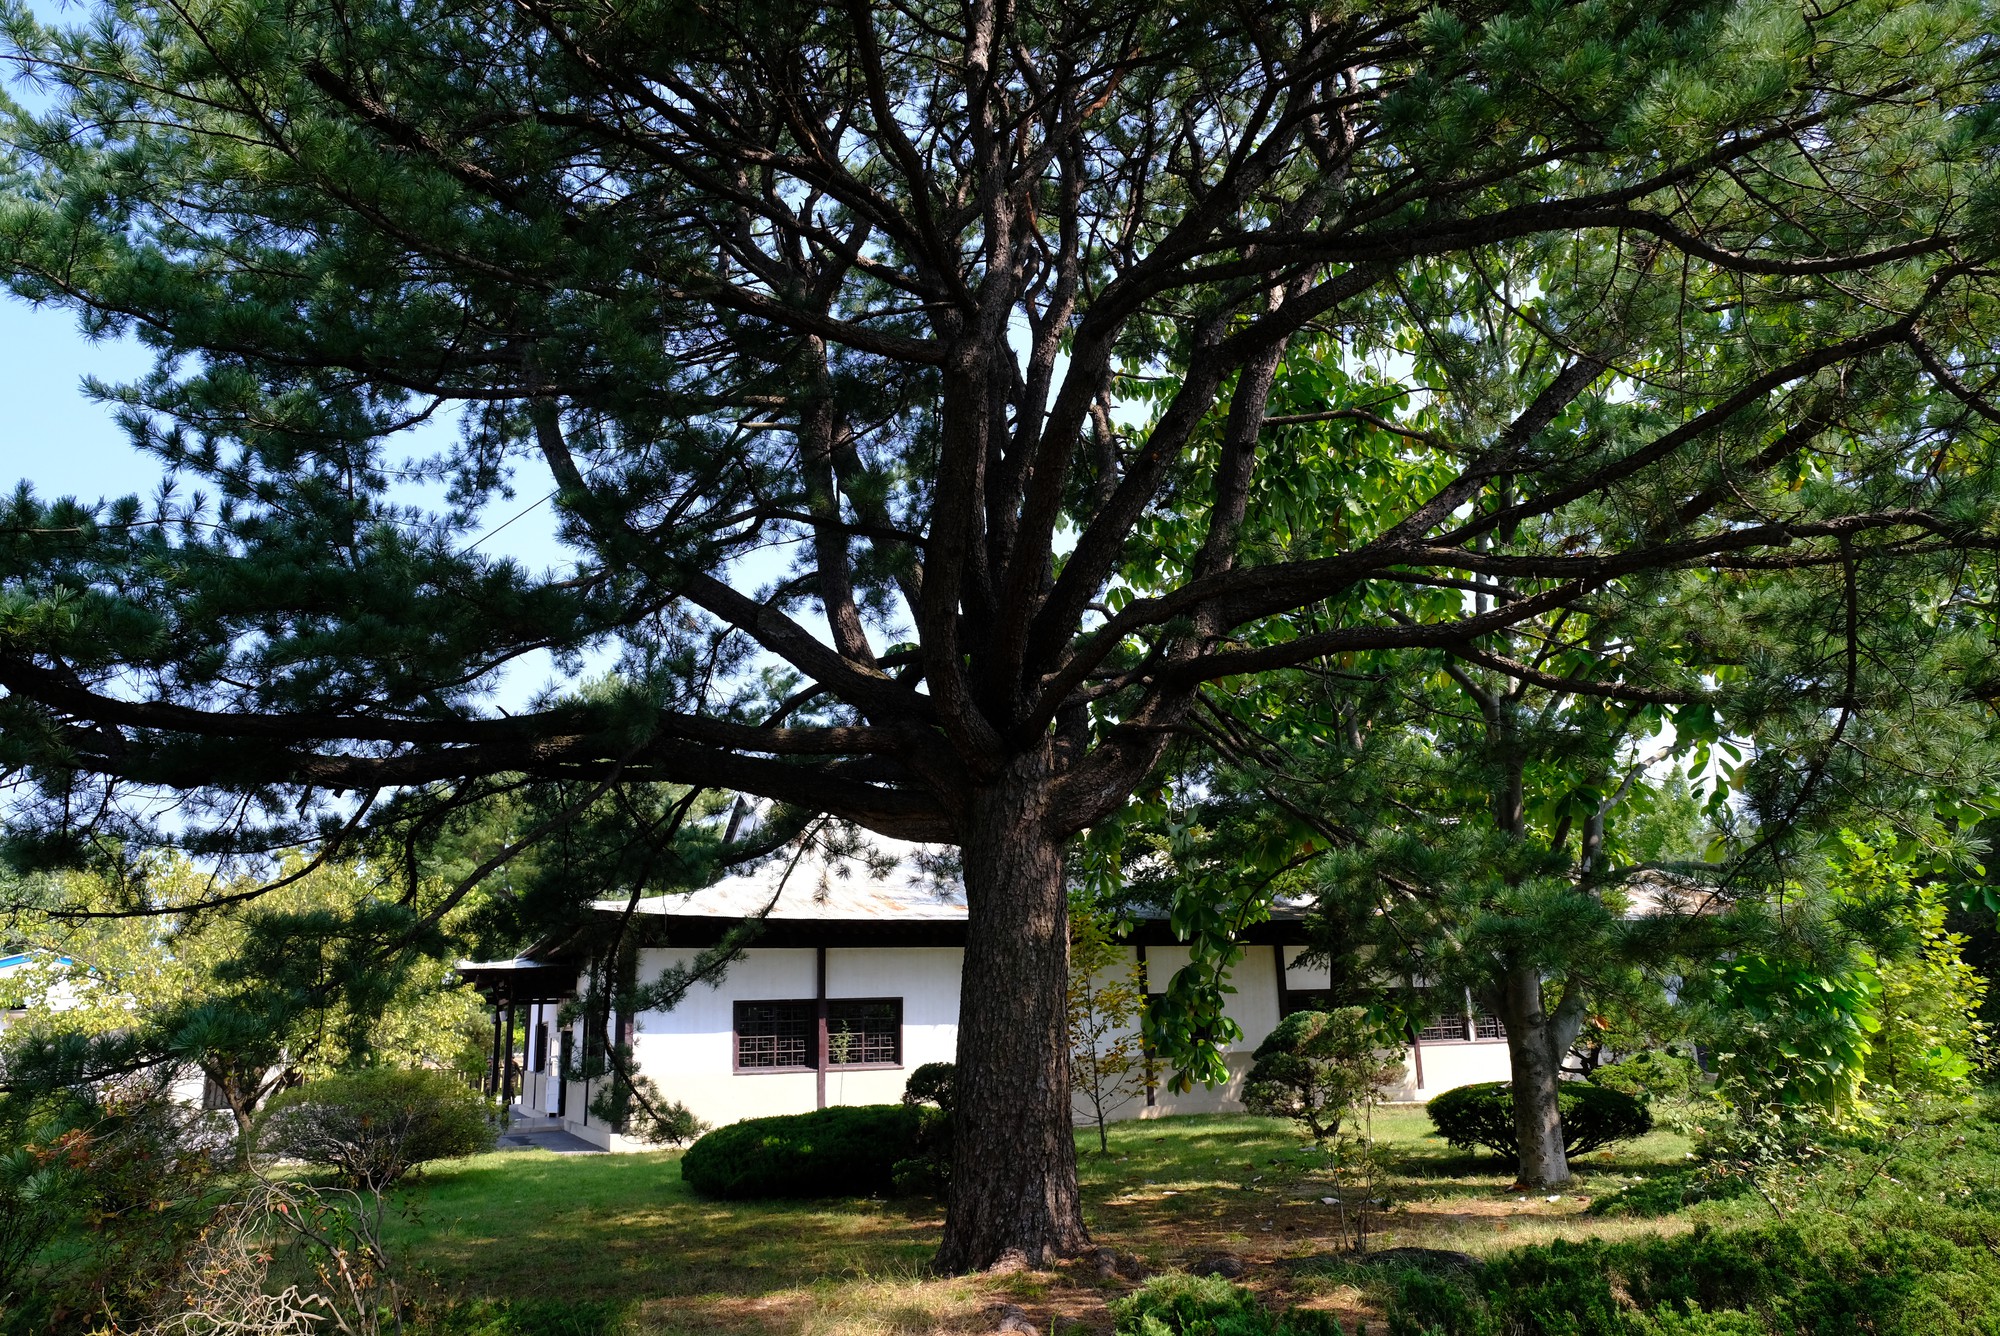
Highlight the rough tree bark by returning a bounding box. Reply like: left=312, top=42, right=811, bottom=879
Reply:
left=937, top=750, right=1090, bottom=1271
left=1496, top=967, right=1588, bottom=1189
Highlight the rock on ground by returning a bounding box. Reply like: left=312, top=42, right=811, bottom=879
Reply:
left=988, top=1304, right=1040, bottom=1336
left=1189, top=1255, right=1246, bottom=1279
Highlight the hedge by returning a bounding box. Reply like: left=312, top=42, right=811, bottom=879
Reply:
left=679, top=1104, right=920, bottom=1199
left=1426, top=1081, right=1651, bottom=1164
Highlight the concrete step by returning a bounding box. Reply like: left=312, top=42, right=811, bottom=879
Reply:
left=502, top=1107, right=562, bottom=1132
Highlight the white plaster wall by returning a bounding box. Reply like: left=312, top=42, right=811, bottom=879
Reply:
left=1280, top=946, right=1335, bottom=995
left=1136, top=944, right=1288, bottom=1117
left=824, top=946, right=961, bottom=1108
left=624, top=947, right=819, bottom=1127
left=612, top=946, right=966, bottom=1128
left=536, top=1001, right=562, bottom=1115
left=1395, top=1039, right=1512, bottom=1101
left=553, top=1006, right=607, bottom=1144
left=565, top=1111, right=612, bottom=1149
left=575, top=939, right=1361, bottom=1150
left=501, top=1002, right=563, bottom=1119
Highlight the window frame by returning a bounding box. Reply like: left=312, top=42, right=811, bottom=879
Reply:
left=823, top=997, right=904, bottom=1070
left=732, top=998, right=820, bottom=1074
left=730, top=996, right=908, bottom=1074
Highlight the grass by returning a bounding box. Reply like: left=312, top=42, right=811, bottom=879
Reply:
left=383, top=1108, right=1696, bottom=1335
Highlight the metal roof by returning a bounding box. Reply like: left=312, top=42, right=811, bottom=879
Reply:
left=0, top=952, right=75, bottom=971
left=592, top=836, right=969, bottom=922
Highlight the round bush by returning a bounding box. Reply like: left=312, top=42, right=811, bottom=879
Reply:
left=255, top=1067, right=494, bottom=1189
left=679, top=1104, right=921, bottom=1199
left=893, top=1062, right=956, bottom=1195
left=1427, top=1080, right=1652, bottom=1164
left=901, top=1061, right=956, bottom=1113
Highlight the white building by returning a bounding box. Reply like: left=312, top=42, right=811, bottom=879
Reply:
left=0, top=949, right=85, bottom=1039
left=463, top=839, right=1513, bottom=1151
left=0, top=951, right=35, bottom=1038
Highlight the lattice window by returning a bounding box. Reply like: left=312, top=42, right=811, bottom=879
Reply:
left=1416, top=1015, right=1471, bottom=1042
left=826, top=999, right=901, bottom=1066
left=1472, top=1007, right=1507, bottom=1040
left=735, top=1000, right=816, bottom=1069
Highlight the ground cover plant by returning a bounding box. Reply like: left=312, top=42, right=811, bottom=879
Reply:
left=1112, top=1274, right=1342, bottom=1336
left=1363, top=1216, right=2000, bottom=1334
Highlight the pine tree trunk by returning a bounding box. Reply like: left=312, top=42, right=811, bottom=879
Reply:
left=1499, top=966, right=1573, bottom=1189
left=935, top=761, right=1090, bottom=1272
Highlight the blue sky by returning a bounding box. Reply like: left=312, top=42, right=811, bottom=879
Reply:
left=3, top=2, right=161, bottom=503
left=2, top=0, right=565, bottom=568
left=0, top=292, right=586, bottom=569
left=1, top=302, right=159, bottom=503
left=0, top=293, right=605, bottom=710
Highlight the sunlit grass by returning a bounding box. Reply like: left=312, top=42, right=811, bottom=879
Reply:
left=384, top=1109, right=1696, bottom=1333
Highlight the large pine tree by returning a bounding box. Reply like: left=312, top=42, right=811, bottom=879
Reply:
left=3, top=0, right=1999, bottom=1265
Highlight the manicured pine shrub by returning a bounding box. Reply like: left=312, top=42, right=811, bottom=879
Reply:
left=891, top=1062, right=956, bottom=1194
left=1241, top=1007, right=1405, bottom=1142
left=901, top=1061, right=957, bottom=1114
left=255, top=1066, right=494, bottom=1189
left=1426, top=1081, right=1651, bottom=1164
left=679, top=1104, right=921, bottom=1199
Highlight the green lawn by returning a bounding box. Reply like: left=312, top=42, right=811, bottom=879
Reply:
left=384, top=1109, right=1695, bottom=1334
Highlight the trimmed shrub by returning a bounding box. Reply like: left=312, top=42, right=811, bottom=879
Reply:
left=1427, top=1081, right=1652, bottom=1164
left=1112, top=1274, right=1344, bottom=1336
left=679, top=1103, right=920, bottom=1199
left=256, top=1067, right=494, bottom=1189
left=902, top=1061, right=957, bottom=1114
left=891, top=1062, right=955, bottom=1194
